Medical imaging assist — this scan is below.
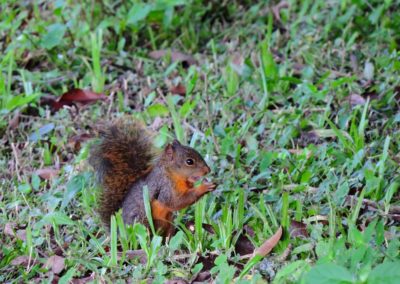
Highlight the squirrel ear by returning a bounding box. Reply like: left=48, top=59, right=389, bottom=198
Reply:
left=172, top=139, right=181, bottom=147
left=165, top=143, right=174, bottom=160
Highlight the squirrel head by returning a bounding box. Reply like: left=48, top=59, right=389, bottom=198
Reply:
left=161, top=139, right=211, bottom=183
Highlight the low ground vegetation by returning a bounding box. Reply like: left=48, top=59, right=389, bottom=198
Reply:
left=1, top=1, right=399, bottom=283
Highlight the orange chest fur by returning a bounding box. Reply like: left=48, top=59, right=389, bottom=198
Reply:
left=151, top=199, right=172, bottom=221
left=169, top=173, right=192, bottom=194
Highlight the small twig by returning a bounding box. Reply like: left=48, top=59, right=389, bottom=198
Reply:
left=10, top=143, right=22, bottom=182
left=238, top=253, right=253, bottom=260
left=276, top=243, right=292, bottom=262
left=156, top=87, right=167, bottom=104
left=171, top=253, right=194, bottom=261
left=106, top=91, right=115, bottom=119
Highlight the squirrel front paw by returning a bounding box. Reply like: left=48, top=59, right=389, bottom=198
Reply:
left=198, top=181, right=217, bottom=193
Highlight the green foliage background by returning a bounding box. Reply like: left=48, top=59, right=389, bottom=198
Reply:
left=1, top=0, right=399, bottom=283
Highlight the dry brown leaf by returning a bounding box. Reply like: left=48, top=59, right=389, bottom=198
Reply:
left=254, top=226, right=282, bottom=257
left=124, top=249, right=147, bottom=264
left=9, top=111, right=20, bottom=130
left=230, top=53, right=245, bottom=75
left=150, top=117, right=164, bottom=131
left=70, top=273, right=96, bottom=284
left=44, top=89, right=107, bottom=111
left=192, top=271, right=211, bottom=283
left=11, top=256, right=37, bottom=267
left=36, top=168, right=59, bottom=180
left=149, top=50, right=196, bottom=66
left=235, top=233, right=255, bottom=256
left=68, top=133, right=93, bottom=152
left=16, top=229, right=27, bottom=241
left=289, top=220, right=309, bottom=238
left=300, top=130, right=323, bottom=145
left=169, top=83, right=186, bottom=96
left=45, top=255, right=65, bottom=274
left=4, top=223, right=15, bottom=237
left=349, top=94, right=366, bottom=106
left=59, top=88, right=106, bottom=104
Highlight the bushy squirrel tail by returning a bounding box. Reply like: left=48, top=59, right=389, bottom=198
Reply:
left=89, top=119, right=156, bottom=227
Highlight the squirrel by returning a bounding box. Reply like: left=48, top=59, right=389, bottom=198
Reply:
left=88, top=120, right=216, bottom=237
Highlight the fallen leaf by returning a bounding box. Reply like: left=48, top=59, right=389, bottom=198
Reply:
left=254, top=226, right=282, bottom=257
left=59, top=88, right=106, bottom=103
left=349, top=94, right=366, bottom=106
left=196, top=254, right=217, bottom=272
left=70, top=273, right=96, bottom=284
left=45, top=255, right=65, bottom=274
left=139, top=86, right=153, bottom=97
left=244, top=224, right=255, bottom=237
left=300, top=130, right=322, bottom=145
left=344, top=195, right=400, bottom=223
left=44, top=89, right=107, bottom=111
left=52, top=242, right=70, bottom=256
left=350, top=54, right=358, bottom=72
left=16, top=229, right=27, bottom=241
left=124, top=249, right=147, bottom=264
left=11, top=256, right=37, bottom=267
left=289, top=220, right=309, bottom=238
left=149, top=50, right=196, bottom=67
left=235, top=233, right=255, bottom=256
left=150, top=117, right=164, bottom=131
left=68, top=133, right=93, bottom=152
left=9, top=111, right=20, bottom=130
left=169, top=83, right=186, bottom=96
left=4, top=223, right=15, bottom=237
left=39, top=95, right=64, bottom=112
left=36, top=168, right=59, bottom=180
left=192, top=271, right=211, bottom=282
left=230, top=53, right=245, bottom=75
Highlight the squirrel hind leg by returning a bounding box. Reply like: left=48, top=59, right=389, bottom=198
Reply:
left=153, top=218, right=174, bottom=238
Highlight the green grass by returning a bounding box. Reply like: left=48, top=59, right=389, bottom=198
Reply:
left=1, top=0, right=400, bottom=283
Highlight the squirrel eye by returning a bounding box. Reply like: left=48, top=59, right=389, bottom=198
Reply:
left=186, top=158, right=194, bottom=166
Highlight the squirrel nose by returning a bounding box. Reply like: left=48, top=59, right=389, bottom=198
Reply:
left=203, top=165, right=211, bottom=175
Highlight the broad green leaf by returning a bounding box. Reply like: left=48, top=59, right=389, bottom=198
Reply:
left=42, top=212, right=75, bottom=226
left=274, top=260, right=310, bottom=283
left=5, top=93, right=40, bottom=112
left=58, top=268, right=76, bottom=284
left=41, top=23, right=66, bottom=49
left=147, top=103, right=169, bottom=117
left=127, top=4, right=153, bottom=25
left=367, top=262, right=400, bottom=284
left=303, top=263, right=355, bottom=284
left=61, top=174, right=86, bottom=210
